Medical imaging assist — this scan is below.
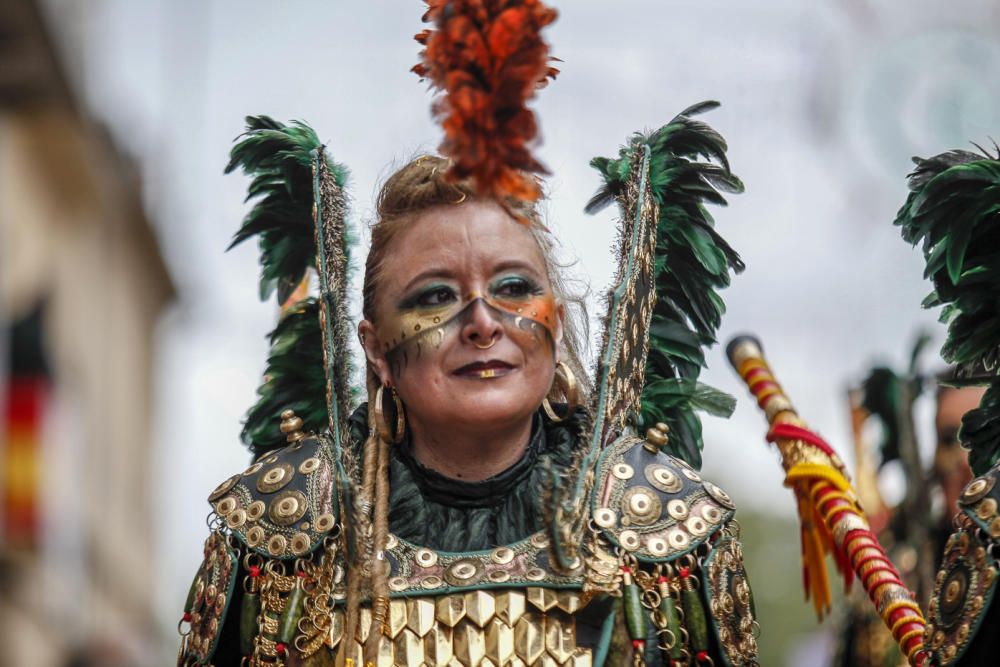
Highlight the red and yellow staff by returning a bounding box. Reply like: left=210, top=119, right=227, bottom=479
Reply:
left=726, top=335, right=927, bottom=666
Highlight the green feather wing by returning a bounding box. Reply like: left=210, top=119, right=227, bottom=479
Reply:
left=240, top=299, right=330, bottom=457
left=227, top=116, right=349, bottom=304
left=894, top=147, right=1000, bottom=475
left=226, top=116, right=352, bottom=457
left=588, top=101, right=744, bottom=467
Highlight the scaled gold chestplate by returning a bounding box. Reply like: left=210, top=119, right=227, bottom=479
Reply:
left=179, top=429, right=760, bottom=667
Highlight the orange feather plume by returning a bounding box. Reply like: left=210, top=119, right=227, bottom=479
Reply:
left=413, top=0, right=558, bottom=205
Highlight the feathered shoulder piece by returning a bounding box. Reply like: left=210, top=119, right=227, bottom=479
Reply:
left=586, top=101, right=745, bottom=468
left=226, top=116, right=353, bottom=458
left=412, top=0, right=558, bottom=204
left=894, top=146, right=1000, bottom=475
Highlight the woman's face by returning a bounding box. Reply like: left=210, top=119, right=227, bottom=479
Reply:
left=360, top=199, right=563, bottom=435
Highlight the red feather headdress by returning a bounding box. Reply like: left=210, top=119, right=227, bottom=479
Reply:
left=413, top=0, right=559, bottom=206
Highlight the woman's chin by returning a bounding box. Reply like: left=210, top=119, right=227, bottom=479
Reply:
left=435, top=383, right=543, bottom=428
left=398, top=370, right=550, bottom=432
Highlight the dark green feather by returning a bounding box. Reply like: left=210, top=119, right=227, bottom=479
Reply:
left=240, top=299, right=329, bottom=457
left=226, top=116, right=349, bottom=304
left=894, top=146, right=1000, bottom=475
left=588, top=101, right=744, bottom=467
left=226, top=116, right=352, bottom=457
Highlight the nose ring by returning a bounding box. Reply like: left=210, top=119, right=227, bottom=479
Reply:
left=473, top=336, right=497, bottom=350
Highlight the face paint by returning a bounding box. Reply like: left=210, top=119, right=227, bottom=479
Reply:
left=380, top=291, right=558, bottom=378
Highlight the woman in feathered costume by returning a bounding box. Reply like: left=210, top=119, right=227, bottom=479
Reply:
left=895, top=146, right=1000, bottom=667
left=176, top=3, right=759, bottom=665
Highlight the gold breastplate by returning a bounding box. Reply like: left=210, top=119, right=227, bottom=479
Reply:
left=252, top=531, right=596, bottom=666
left=298, top=588, right=591, bottom=666
left=180, top=435, right=758, bottom=667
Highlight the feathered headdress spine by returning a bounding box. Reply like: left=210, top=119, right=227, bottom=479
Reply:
left=894, top=147, right=1000, bottom=476
left=587, top=101, right=745, bottom=468
left=412, top=0, right=558, bottom=204
left=226, top=116, right=351, bottom=457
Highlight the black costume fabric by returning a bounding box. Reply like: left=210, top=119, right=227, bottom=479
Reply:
left=349, top=404, right=585, bottom=552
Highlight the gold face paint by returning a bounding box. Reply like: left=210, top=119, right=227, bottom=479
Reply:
left=379, top=277, right=558, bottom=378
left=380, top=293, right=557, bottom=350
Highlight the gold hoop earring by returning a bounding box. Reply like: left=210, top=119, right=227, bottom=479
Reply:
left=373, top=385, right=405, bottom=444
left=542, top=361, right=578, bottom=423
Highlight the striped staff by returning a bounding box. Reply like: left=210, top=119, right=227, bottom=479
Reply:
left=726, top=335, right=927, bottom=666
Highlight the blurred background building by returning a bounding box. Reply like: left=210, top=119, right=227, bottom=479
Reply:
left=0, top=1, right=174, bottom=665
left=0, top=0, right=998, bottom=665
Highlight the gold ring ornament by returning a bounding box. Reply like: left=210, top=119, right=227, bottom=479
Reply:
left=473, top=335, right=497, bottom=350
left=542, top=361, right=578, bottom=423
left=961, top=475, right=996, bottom=505
left=208, top=474, right=241, bottom=502
left=257, top=463, right=294, bottom=494
left=268, top=490, right=308, bottom=526
left=645, top=464, right=682, bottom=493
left=246, top=500, right=265, bottom=521
left=373, top=384, right=405, bottom=444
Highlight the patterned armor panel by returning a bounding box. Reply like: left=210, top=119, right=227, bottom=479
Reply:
left=324, top=589, right=593, bottom=666
left=592, top=435, right=734, bottom=561
left=178, top=531, right=239, bottom=664
left=925, top=462, right=1000, bottom=666
left=703, top=536, right=759, bottom=666
left=178, top=433, right=759, bottom=667
left=207, top=435, right=340, bottom=560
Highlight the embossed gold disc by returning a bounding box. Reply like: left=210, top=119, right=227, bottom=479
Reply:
left=645, top=464, right=682, bottom=493
left=268, top=490, right=307, bottom=526
left=257, top=463, right=294, bottom=494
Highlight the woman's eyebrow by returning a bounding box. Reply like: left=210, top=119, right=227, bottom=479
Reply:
left=490, top=259, right=543, bottom=277
left=400, top=268, right=456, bottom=294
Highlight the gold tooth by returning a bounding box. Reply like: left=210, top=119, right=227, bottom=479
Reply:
left=464, top=590, right=497, bottom=627
left=527, top=587, right=559, bottom=612
left=406, top=598, right=436, bottom=637
left=514, top=613, right=546, bottom=664
left=436, top=594, right=466, bottom=628
left=484, top=617, right=516, bottom=665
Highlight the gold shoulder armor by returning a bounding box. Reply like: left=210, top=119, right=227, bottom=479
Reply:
left=206, top=434, right=341, bottom=560
left=592, top=433, right=735, bottom=563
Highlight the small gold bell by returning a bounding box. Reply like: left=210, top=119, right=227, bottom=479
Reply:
left=279, top=409, right=306, bottom=443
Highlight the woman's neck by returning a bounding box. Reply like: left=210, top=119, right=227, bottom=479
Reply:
left=407, top=416, right=534, bottom=481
